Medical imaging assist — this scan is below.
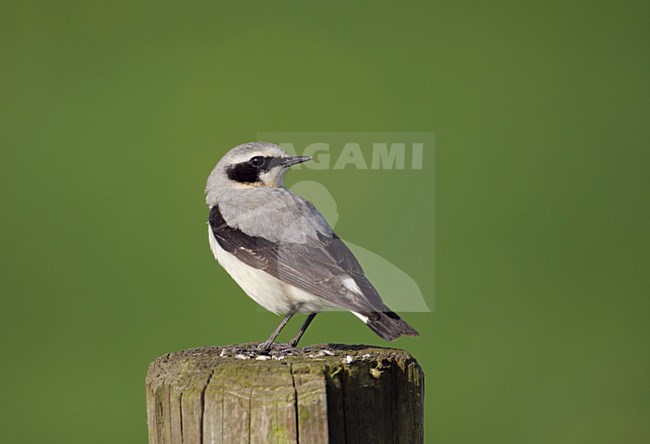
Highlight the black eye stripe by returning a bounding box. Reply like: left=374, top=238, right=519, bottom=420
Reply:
left=227, top=163, right=259, bottom=183
left=226, top=156, right=277, bottom=183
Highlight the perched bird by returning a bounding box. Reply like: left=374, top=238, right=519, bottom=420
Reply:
left=205, top=142, right=418, bottom=350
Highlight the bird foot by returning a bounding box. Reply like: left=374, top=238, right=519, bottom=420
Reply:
left=257, top=342, right=302, bottom=356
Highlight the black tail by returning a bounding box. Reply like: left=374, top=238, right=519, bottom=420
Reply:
left=365, top=311, right=419, bottom=341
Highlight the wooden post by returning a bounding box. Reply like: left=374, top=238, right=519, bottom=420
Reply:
left=146, top=344, right=424, bottom=443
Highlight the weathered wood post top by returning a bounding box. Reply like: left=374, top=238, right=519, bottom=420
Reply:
left=146, top=344, right=424, bottom=443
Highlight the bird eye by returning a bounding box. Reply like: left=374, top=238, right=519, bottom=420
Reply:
left=250, top=156, right=265, bottom=168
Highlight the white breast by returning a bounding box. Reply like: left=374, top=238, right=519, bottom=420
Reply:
left=208, top=227, right=339, bottom=315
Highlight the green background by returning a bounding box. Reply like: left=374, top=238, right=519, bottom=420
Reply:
left=1, top=1, right=649, bottom=442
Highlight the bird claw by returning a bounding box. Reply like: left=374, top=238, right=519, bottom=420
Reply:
left=276, top=343, right=301, bottom=354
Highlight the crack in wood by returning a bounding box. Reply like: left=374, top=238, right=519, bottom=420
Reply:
left=199, top=368, right=215, bottom=444
left=289, top=364, right=300, bottom=443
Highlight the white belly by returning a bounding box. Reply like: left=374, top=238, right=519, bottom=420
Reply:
left=208, top=227, right=338, bottom=315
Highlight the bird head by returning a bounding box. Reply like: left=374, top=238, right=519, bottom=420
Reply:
left=206, top=142, right=311, bottom=205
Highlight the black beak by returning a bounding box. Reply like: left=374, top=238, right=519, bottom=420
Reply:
left=278, top=155, right=312, bottom=168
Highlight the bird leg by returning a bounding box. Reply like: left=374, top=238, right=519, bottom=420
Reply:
left=288, top=313, right=317, bottom=347
left=258, top=305, right=299, bottom=351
